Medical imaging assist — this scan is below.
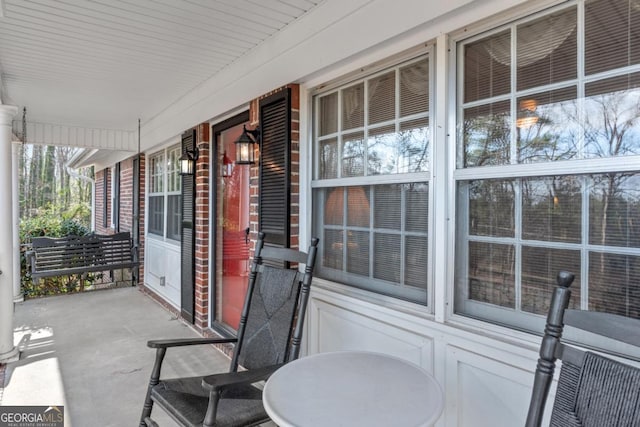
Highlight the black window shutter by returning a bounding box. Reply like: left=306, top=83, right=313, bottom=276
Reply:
left=259, top=89, right=291, bottom=248
left=181, top=129, right=196, bottom=324
left=103, top=169, right=108, bottom=229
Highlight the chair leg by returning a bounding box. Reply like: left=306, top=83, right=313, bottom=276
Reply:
left=203, top=390, right=222, bottom=427
left=140, top=348, right=166, bottom=427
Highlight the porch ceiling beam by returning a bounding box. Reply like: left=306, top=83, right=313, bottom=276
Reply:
left=11, top=119, right=137, bottom=150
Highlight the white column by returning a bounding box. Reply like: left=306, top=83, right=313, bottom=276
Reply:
left=12, top=142, right=23, bottom=302
left=0, top=105, right=19, bottom=362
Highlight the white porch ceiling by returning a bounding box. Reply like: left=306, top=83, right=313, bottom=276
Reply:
left=0, top=0, right=322, bottom=132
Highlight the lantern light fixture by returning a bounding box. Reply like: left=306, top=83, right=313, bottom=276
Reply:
left=234, top=125, right=260, bottom=165
left=179, top=147, right=199, bottom=176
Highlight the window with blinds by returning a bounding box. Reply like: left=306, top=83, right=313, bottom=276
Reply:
left=312, top=55, right=432, bottom=304
left=148, top=144, right=181, bottom=241
left=455, top=0, right=640, bottom=331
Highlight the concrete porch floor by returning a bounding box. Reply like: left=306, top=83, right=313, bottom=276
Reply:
left=1, top=287, right=241, bottom=427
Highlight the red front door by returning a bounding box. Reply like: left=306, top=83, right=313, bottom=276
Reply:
left=216, top=121, right=251, bottom=330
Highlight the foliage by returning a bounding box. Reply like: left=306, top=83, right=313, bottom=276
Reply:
left=20, top=202, right=93, bottom=298
left=20, top=203, right=90, bottom=241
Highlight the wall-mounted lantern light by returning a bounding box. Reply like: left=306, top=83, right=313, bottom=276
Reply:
left=179, top=147, right=199, bottom=176
left=234, top=125, right=260, bottom=165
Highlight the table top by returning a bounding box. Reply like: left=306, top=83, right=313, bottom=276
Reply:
left=263, top=351, right=444, bottom=427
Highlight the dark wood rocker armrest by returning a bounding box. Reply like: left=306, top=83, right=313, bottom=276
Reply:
left=147, top=337, right=237, bottom=349
left=201, top=364, right=284, bottom=392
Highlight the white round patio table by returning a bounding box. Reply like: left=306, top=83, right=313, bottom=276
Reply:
left=262, top=351, right=444, bottom=427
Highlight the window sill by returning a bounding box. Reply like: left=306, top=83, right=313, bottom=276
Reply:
left=311, top=278, right=434, bottom=322
left=145, top=234, right=181, bottom=247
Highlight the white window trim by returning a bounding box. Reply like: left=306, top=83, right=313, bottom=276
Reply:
left=311, top=50, right=436, bottom=307
left=146, top=143, right=181, bottom=244
left=449, top=0, right=640, bottom=341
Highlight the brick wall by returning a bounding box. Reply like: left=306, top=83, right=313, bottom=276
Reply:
left=119, top=158, right=133, bottom=233
left=138, top=154, right=146, bottom=287
left=194, top=123, right=210, bottom=331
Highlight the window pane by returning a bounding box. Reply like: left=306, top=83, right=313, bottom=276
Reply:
left=522, top=176, right=582, bottom=243
left=468, top=242, right=515, bottom=308
left=150, top=154, right=164, bottom=193
left=347, top=186, right=370, bottom=227
left=148, top=196, right=164, bottom=236
left=313, top=181, right=428, bottom=303
left=400, top=118, right=429, bottom=173
left=325, top=187, right=344, bottom=226
left=400, top=59, right=429, bottom=117
left=405, top=236, right=428, bottom=289
left=319, top=138, right=338, bottom=179
left=167, top=146, right=181, bottom=193
left=589, top=173, right=640, bottom=248
left=516, top=8, right=577, bottom=91
left=367, top=125, right=397, bottom=175
left=406, top=183, right=429, bottom=233
left=462, top=100, right=511, bottom=167
left=346, top=230, right=369, bottom=276
left=585, top=0, right=640, bottom=75
left=167, top=194, right=181, bottom=241
left=324, top=229, right=344, bottom=270
left=464, top=30, right=511, bottom=103
left=342, top=132, right=365, bottom=177
left=467, top=179, right=515, bottom=237
left=516, top=87, right=579, bottom=163
left=369, top=71, right=395, bottom=125
left=374, top=233, right=401, bottom=282
left=589, top=252, right=640, bottom=318
left=319, top=93, right=338, bottom=136
left=584, top=73, right=640, bottom=158
left=521, top=246, right=581, bottom=315
left=342, top=84, right=364, bottom=130
left=374, top=184, right=401, bottom=230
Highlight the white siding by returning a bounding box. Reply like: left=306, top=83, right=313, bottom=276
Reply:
left=306, top=282, right=555, bottom=426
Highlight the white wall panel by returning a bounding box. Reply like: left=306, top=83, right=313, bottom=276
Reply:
left=444, top=345, right=538, bottom=427
left=306, top=284, right=553, bottom=427
left=311, top=298, right=434, bottom=369
left=145, top=238, right=181, bottom=309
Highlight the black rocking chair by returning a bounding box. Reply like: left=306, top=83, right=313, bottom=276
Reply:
left=525, top=271, right=640, bottom=426
left=140, top=232, right=319, bottom=427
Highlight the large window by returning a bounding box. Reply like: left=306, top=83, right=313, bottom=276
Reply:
left=312, top=55, right=432, bottom=304
left=148, top=144, right=181, bottom=241
left=455, top=0, right=640, bottom=330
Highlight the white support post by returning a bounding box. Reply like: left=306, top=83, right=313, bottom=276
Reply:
left=0, top=105, right=19, bottom=363
left=12, top=141, right=23, bottom=303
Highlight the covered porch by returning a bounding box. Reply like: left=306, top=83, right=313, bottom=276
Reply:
left=2, top=0, right=640, bottom=425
